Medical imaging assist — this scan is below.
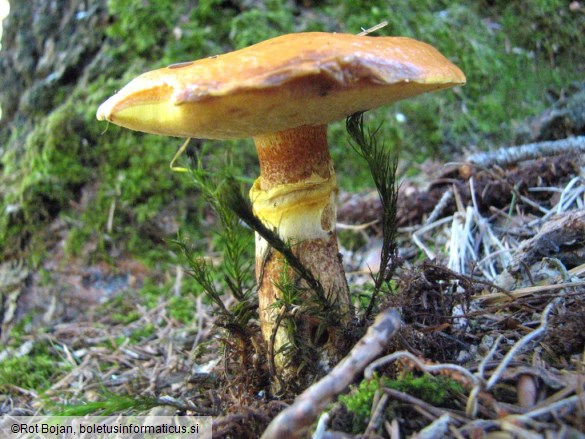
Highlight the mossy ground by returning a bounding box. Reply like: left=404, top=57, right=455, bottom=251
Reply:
left=0, top=0, right=583, bottom=423
left=338, top=374, right=465, bottom=433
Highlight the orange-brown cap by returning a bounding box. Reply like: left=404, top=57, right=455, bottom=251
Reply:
left=97, top=32, right=465, bottom=139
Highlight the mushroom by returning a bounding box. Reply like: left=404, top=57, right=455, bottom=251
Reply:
left=97, top=32, right=465, bottom=382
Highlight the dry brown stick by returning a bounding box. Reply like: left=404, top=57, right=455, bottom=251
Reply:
left=261, top=308, right=401, bottom=439
left=383, top=388, right=469, bottom=425
left=365, top=392, right=390, bottom=436
left=466, top=136, right=585, bottom=168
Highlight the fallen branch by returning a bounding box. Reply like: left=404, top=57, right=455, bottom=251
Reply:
left=338, top=143, right=582, bottom=229
left=261, top=308, right=401, bottom=439
left=466, top=136, right=585, bottom=168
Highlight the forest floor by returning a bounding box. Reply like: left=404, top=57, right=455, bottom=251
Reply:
left=2, top=93, right=584, bottom=437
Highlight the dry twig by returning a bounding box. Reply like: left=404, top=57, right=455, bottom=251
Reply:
left=466, top=136, right=585, bottom=168
left=261, top=308, right=401, bottom=439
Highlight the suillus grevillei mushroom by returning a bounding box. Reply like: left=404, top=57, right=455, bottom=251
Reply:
left=97, top=32, right=465, bottom=383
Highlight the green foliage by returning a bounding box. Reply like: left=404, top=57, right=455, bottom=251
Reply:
left=0, top=68, right=203, bottom=264
left=229, top=2, right=296, bottom=49
left=99, top=279, right=200, bottom=331
left=106, top=0, right=175, bottom=57
left=171, top=151, right=256, bottom=331
left=166, top=295, right=198, bottom=324
left=176, top=243, right=232, bottom=316
left=53, top=392, right=159, bottom=416
left=0, top=355, right=55, bottom=390
left=346, top=113, right=399, bottom=318
left=385, top=373, right=464, bottom=406
left=489, top=0, right=585, bottom=63
left=0, top=101, right=93, bottom=258
left=127, top=323, right=156, bottom=344
left=338, top=378, right=381, bottom=429
left=106, top=0, right=238, bottom=64
left=272, top=262, right=304, bottom=310
left=339, top=374, right=464, bottom=432
left=111, top=309, right=141, bottom=325
left=0, top=344, right=70, bottom=392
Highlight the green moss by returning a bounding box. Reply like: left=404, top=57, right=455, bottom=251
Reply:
left=493, top=0, right=585, bottom=63
left=53, top=392, right=159, bottom=416
left=338, top=378, right=381, bottom=432
left=0, top=344, right=70, bottom=392
left=105, top=0, right=238, bottom=65
left=339, top=378, right=381, bottom=420
left=167, top=295, right=198, bottom=324
left=111, top=323, right=156, bottom=346
left=114, top=310, right=141, bottom=325
left=339, top=374, right=464, bottom=432
left=0, top=100, right=94, bottom=258
left=385, top=373, right=464, bottom=406
left=105, top=0, right=175, bottom=58
left=0, top=355, right=56, bottom=390
left=229, top=3, right=296, bottom=49
left=138, top=278, right=203, bottom=324
left=9, top=315, right=34, bottom=345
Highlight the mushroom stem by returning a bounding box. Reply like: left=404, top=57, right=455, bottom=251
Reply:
left=251, top=124, right=351, bottom=379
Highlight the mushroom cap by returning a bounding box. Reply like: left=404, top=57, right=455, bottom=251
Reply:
left=97, top=32, right=465, bottom=139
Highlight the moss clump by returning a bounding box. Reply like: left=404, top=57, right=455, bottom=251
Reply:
left=106, top=0, right=175, bottom=58
left=0, top=101, right=94, bottom=260
left=338, top=378, right=381, bottom=422
left=0, top=345, right=70, bottom=392
left=229, top=3, right=295, bottom=49
left=0, top=355, right=58, bottom=391
left=339, top=374, right=464, bottom=432
left=385, top=373, right=464, bottom=406
left=52, top=393, right=159, bottom=416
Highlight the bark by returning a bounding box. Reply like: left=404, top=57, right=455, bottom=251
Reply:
left=0, top=0, right=107, bottom=134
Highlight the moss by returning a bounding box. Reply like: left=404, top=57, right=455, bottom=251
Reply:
left=105, top=0, right=238, bottom=65
left=52, top=392, right=159, bottom=416
left=0, top=355, right=56, bottom=391
left=111, top=323, right=157, bottom=346
left=339, top=374, right=464, bottom=433
left=138, top=278, right=202, bottom=324
left=385, top=373, right=464, bottom=406
left=0, top=344, right=71, bottom=392
left=338, top=378, right=381, bottom=432
left=229, top=2, right=296, bottom=49
left=490, top=0, right=585, bottom=63
left=167, top=295, right=198, bottom=324
left=105, top=0, right=175, bottom=58
left=112, top=310, right=141, bottom=325
left=0, top=100, right=94, bottom=258
left=339, top=378, right=380, bottom=418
